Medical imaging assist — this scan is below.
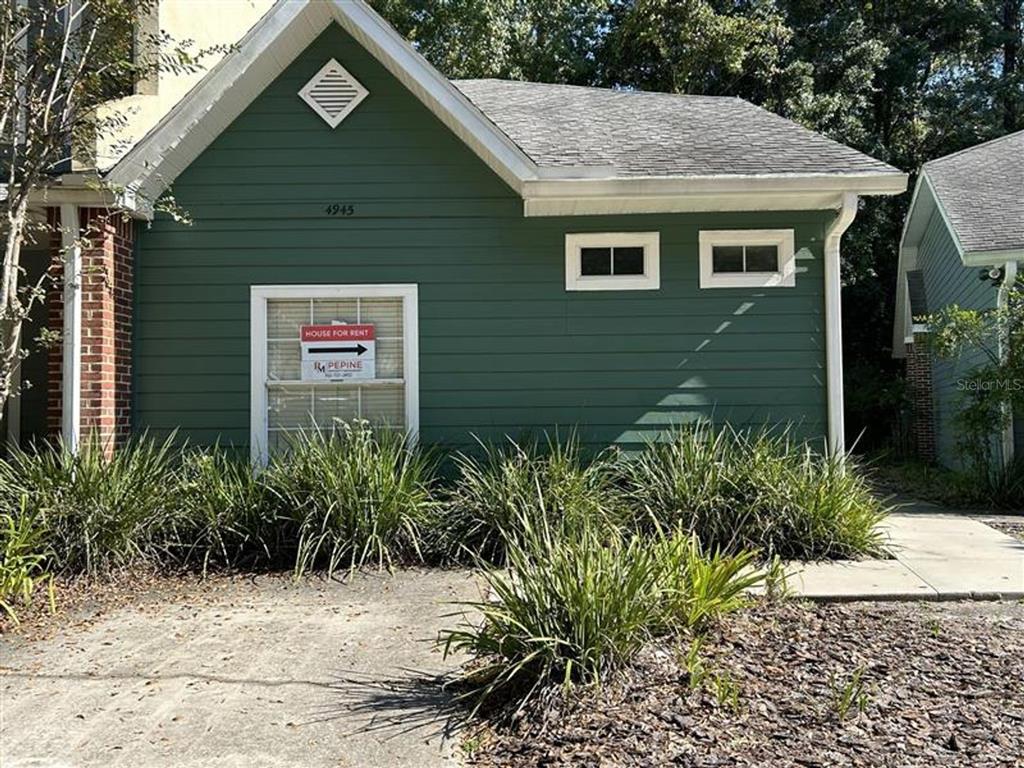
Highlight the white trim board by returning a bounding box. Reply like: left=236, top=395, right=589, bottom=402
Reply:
left=249, top=283, right=419, bottom=465
left=103, top=0, right=907, bottom=218
left=564, top=231, right=660, bottom=291
left=698, top=229, right=796, bottom=289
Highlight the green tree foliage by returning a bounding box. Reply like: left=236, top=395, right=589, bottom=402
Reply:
left=926, top=286, right=1024, bottom=474
left=371, top=0, right=1024, bottom=450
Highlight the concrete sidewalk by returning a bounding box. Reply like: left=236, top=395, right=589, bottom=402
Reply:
left=791, top=514, right=1024, bottom=601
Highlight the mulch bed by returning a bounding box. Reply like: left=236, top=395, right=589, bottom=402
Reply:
left=472, top=600, right=1024, bottom=767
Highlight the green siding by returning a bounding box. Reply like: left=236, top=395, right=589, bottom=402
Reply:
left=133, top=24, right=833, bottom=451
left=917, top=208, right=999, bottom=468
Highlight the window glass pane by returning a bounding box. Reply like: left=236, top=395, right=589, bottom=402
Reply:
left=361, top=385, right=405, bottom=427
left=268, top=386, right=313, bottom=430
left=312, top=299, right=358, bottom=324
left=267, top=341, right=300, bottom=380
left=745, top=245, right=779, bottom=272
left=580, top=247, right=612, bottom=276
left=712, top=246, right=744, bottom=273
left=267, top=300, right=309, bottom=339
left=613, top=247, right=644, bottom=276
left=362, top=297, right=404, bottom=378
left=313, top=385, right=360, bottom=426
left=360, top=298, right=403, bottom=337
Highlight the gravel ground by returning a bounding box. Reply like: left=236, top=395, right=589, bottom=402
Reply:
left=984, top=519, right=1024, bottom=542
left=472, top=600, right=1024, bottom=767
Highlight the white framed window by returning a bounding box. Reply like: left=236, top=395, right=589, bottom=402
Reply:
left=249, top=284, right=419, bottom=464
left=565, top=232, right=660, bottom=291
left=699, top=229, right=796, bottom=288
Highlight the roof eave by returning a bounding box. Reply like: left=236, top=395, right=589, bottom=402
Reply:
left=523, top=172, right=908, bottom=217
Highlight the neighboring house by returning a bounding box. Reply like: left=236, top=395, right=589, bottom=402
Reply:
left=17, top=0, right=906, bottom=461
left=893, top=130, right=1024, bottom=468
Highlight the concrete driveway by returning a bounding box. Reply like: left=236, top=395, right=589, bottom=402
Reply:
left=0, top=570, right=481, bottom=768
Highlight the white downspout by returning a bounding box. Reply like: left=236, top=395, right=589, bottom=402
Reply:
left=60, top=203, right=81, bottom=452
left=999, top=260, right=1018, bottom=467
left=824, top=192, right=859, bottom=456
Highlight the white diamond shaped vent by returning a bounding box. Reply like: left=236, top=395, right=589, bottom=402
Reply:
left=299, top=59, right=368, bottom=128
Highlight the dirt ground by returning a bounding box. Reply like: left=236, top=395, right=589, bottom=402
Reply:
left=0, top=569, right=482, bottom=768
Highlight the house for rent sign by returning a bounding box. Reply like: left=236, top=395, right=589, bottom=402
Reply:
left=300, top=324, right=376, bottom=381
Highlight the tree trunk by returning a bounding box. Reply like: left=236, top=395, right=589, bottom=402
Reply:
left=0, top=196, right=30, bottom=419
left=1003, top=0, right=1021, bottom=132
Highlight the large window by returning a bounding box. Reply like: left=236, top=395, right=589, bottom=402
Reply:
left=250, top=285, right=419, bottom=462
left=698, top=229, right=796, bottom=288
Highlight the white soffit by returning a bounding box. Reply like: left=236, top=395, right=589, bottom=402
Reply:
left=299, top=58, right=368, bottom=127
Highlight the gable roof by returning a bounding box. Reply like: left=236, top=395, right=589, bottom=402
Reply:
left=102, top=0, right=906, bottom=219
left=454, top=79, right=899, bottom=178
left=923, top=130, right=1024, bottom=255
left=892, top=129, right=1024, bottom=357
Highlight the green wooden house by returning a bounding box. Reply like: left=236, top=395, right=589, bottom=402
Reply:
left=28, top=0, right=906, bottom=461
left=894, top=130, right=1024, bottom=468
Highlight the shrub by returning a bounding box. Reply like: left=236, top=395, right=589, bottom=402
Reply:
left=264, top=421, right=437, bottom=574
left=171, top=446, right=279, bottom=573
left=0, top=434, right=179, bottom=576
left=441, top=513, right=762, bottom=716
left=435, top=435, right=624, bottom=564
left=0, top=498, right=52, bottom=622
left=618, top=425, right=888, bottom=560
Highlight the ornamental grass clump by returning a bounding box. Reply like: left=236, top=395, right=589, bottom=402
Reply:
left=441, top=511, right=762, bottom=717
left=435, top=435, right=624, bottom=564
left=264, top=421, right=437, bottom=574
left=0, top=498, right=53, bottom=622
left=619, top=425, right=888, bottom=560
left=0, top=433, right=179, bottom=576
left=171, top=446, right=279, bottom=573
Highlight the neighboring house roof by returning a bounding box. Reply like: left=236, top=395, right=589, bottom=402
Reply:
left=454, top=79, right=899, bottom=178
left=892, top=129, right=1024, bottom=358
left=53, top=0, right=904, bottom=218
left=923, top=130, right=1024, bottom=255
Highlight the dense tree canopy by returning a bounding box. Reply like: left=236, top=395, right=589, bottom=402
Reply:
left=372, top=0, right=1024, bottom=449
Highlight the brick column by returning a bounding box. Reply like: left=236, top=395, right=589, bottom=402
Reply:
left=905, top=331, right=936, bottom=462
left=47, top=207, right=134, bottom=450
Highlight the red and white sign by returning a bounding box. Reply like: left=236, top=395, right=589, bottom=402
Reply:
left=300, top=324, right=376, bottom=381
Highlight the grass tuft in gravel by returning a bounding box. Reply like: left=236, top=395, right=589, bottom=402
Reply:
left=441, top=511, right=762, bottom=718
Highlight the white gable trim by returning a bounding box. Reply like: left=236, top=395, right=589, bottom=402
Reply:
left=106, top=0, right=540, bottom=208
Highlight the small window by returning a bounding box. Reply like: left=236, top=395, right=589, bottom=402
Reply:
left=699, top=230, right=796, bottom=288
left=566, top=233, right=660, bottom=291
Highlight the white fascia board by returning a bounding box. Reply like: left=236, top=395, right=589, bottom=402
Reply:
left=961, top=247, right=1024, bottom=266
left=523, top=172, right=907, bottom=216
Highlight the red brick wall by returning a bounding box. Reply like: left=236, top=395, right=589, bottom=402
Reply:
left=47, top=207, right=134, bottom=450
left=906, top=332, right=936, bottom=462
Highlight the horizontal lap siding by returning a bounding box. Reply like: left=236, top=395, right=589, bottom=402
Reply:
left=918, top=210, right=998, bottom=468
left=133, top=24, right=830, bottom=451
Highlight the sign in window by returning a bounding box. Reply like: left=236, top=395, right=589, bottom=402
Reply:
left=250, top=286, right=418, bottom=461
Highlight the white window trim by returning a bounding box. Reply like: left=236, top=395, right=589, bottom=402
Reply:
left=565, top=232, right=660, bottom=291
left=249, top=284, right=419, bottom=465
left=699, top=229, right=796, bottom=289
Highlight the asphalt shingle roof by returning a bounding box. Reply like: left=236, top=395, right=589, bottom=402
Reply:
left=452, top=79, right=901, bottom=178
left=923, top=130, right=1024, bottom=254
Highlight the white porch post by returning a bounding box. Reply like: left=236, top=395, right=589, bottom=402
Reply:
left=60, top=203, right=82, bottom=452
left=824, top=193, right=859, bottom=456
